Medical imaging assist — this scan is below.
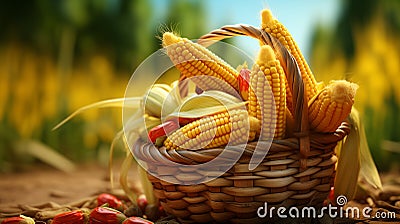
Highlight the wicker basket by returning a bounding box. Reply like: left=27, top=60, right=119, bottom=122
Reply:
left=133, top=25, right=350, bottom=223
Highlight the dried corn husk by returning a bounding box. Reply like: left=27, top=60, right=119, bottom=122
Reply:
left=334, top=108, right=361, bottom=200
left=166, top=90, right=247, bottom=122
left=335, top=108, right=382, bottom=201
left=53, top=97, right=142, bottom=130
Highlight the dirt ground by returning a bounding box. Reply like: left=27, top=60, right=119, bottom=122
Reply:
left=0, top=163, right=112, bottom=209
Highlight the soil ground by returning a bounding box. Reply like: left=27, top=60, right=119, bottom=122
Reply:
left=0, top=163, right=112, bottom=209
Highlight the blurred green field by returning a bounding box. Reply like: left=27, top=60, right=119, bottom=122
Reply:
left=0, top=0, right=399, bottom=172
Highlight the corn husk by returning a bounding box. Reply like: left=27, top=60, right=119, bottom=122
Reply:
left=14, top=139, right=76, bottom=172
left=356, top=108, right=383, bottom=198
left=138, top=164, right=156, bottom=205
left=334, top=108, right=361, bottom=200
left=334, top=108, right=382, bottom=201
left=53, top=97, right=142, bottom=130
left=166, top=90, right=246, bottom=121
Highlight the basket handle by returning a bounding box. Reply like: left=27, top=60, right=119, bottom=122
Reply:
left=198, top=24, right=311, bottom=165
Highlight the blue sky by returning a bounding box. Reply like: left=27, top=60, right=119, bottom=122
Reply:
left=151, top=0, right=340, bottom=59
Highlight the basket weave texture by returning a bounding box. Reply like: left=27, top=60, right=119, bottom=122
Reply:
left=133, top=25, right=351, bottom=223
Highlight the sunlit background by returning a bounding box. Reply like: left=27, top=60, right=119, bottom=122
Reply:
left=0, top=0, right=399, bottom=172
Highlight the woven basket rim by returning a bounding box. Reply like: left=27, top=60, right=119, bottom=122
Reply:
left=134, top=121, right=350, bottom=167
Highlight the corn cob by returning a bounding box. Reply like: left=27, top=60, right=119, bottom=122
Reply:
left=309, top=80, right=358, bottom=132
left=163, top=109, right=260, bottom=150
left=162, top=32, right=239, bottom=94
left=248, top=45, right=286, bottom=139
left=261, top=9, right=318, bottom=103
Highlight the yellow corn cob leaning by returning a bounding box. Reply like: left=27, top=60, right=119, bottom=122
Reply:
left=309, top=80, right=358, bottom=132
left=162, top=32, right=239, bottom=94
left=261, top=9, right=318, bottom=104
left=164, top=109, right=260, bottom=150
left=248, top=45, right=286, bottom=139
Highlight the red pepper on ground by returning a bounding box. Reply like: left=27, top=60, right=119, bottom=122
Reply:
left=89, top=207, right=127, bottom=224
left=323, top=186, right=335, bottom=206
left=328, top=187, right=335, bottom=202
left=1, top=215, right=34, bottom=224
left=122, top=217, right=153, bottom=224
left=97, top=193, right=125, bottom=211
left=136, top=194, right=148, bottom=212
left=51, top=210, right=88, bottom=224
left=158, top=205, right=166, bottom=218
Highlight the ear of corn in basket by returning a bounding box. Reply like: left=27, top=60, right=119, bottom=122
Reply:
left=248, top=45, right=286, bottom=139
left=260, top=9, right=318, bottom=107
left=148, top=89, right=250, bottom=147
left=163, top=109, right=260, bottom=150
left=162, top=32, right=239, bottom=95
left=308, top=80, right=358, bottom=133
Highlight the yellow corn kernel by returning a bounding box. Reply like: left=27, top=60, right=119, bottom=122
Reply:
left=164, top=109, right=260, bottom=150
left=309, top=80, right=358, bottom=132
left=261, top=9, right=318, bottom=103
left=162, top=32, right=239, bottom=95
left=248, top=45, right=286, bottom=139
left=284, top=75, right=293, bottom=118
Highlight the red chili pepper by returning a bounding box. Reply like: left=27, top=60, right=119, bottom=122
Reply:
left=238, top=68, right=251, bottom=100
left=136, top=194, right=148, bottom=212
left=177, top=117, right=197, bottom=126
left=148, top=120, right=179, bottom=143
left=97, top=193, right=125, bottom=211
left=1, top=216, right=34, bottom=224
left=166, top=116, right=197, bottom=126
left=89, top=207, right=127, bottom=224
left=122, top=217, right=153, bottom=224
left=328, top=186, right=335, bottom=202
left=1, top=217, right=24, bottom=224
left=51, top=210, right=87, bottom=224
left=158, top=205, right=166, bottom=218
